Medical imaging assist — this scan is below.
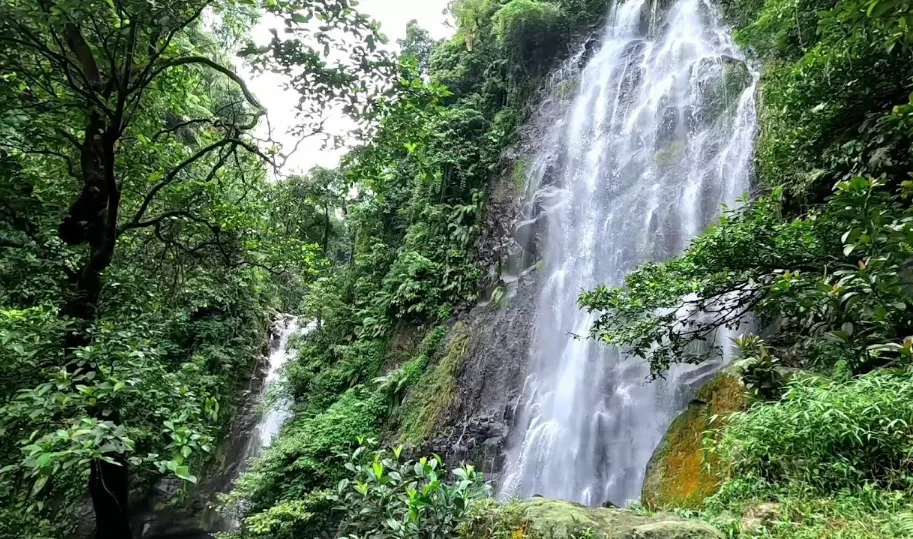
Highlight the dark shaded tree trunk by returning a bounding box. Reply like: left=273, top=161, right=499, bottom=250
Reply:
left=59, top=112, right=132, bottom=538
left=89, top=449, right=132, bottom=539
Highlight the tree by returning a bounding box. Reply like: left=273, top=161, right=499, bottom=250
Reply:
left=398, top=20, right=436, bottom=76
left=0, top=0, right=389, bottom=536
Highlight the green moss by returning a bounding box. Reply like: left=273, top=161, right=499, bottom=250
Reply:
left=555, top=75, right=580, bottom=101
left=461, top=498, right=723, bottom=539
left=398, top=322, right=471, bottom=444
left=513, top=156, right=532, bottom=195
left=642, top=371, right=747, bottom=510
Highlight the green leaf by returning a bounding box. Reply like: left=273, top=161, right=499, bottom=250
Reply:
left=175, top=466, right=197, bottom=483
left=31, top=475, right=48, bottom=497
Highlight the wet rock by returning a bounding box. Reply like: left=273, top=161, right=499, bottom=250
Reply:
left=404, top=274, right=539, bottom=480
left=740, top=503, right=781, bottom=534
left=540, top=158, right=564, bottom=188
left=464, top=498, right=723, bottom=539
left=642, top=369, right=748, bottom=509
left=692, top=56, right=751, bottom=123
left=513, top=214, right=548, bottom=254
left=638, top=0, right=678, bottom=36
left=656, top=106, right=680, bottom=148
left=579, top=35, right=601, bottom=68
left=534, top=185, right=566, bottom=215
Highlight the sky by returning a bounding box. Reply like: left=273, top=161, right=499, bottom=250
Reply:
left=242, top=0, right=455, bottom=174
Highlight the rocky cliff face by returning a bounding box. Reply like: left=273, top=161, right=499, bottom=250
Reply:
left=408, top=274, right=539, bottom=484
left=397, top=44, right=596, bottom=482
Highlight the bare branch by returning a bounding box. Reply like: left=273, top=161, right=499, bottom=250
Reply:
left=132, top=3, right=208, bottom=88
left=151, top=117, right=220, bottom=141
left=63, top=24, right=102, bottom=90
left=0, top=142, right=79, bottom=178
left=118, top=210, right=190, bottom=234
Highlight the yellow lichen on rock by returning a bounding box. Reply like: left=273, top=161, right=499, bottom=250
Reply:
left=641, top=370, right=747, bottom=510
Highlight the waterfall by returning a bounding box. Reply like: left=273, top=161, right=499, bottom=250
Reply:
left=219, top=316, right=308, bottom=530
left=239, top=316, right=305, bottom=460
left=499, top=0, right=757, bottom=506
left=137, top=317, right=309, bottom=538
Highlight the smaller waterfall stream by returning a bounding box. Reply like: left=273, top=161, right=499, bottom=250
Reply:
left=218, top=316, right=308, bottom=531
left=138, top=316, right=308, bottom=538
left=241, top=316, right=303, bottom=458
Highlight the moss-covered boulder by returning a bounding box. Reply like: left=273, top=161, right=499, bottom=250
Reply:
left=462, top=498, right=723, bottom=539
left=641, top=370, right=747, bottom=509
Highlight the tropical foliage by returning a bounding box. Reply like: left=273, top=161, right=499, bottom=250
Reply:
left=8, top=0, right=913, bottom=537
left=0, top=0, right=388, bottom=536
left=223, top=1, right=611, bottom=537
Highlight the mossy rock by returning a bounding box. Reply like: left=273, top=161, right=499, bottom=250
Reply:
left=642, top=370, right=747, bottom=510
left=462, top=498, right=723, bottom=539
left=398, top=322, right=471, bottom=444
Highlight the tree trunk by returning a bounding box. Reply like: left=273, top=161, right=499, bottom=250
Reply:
left=62, top=261, right=132, bottom=539
left=59, top=115, right=133, bottom=538
left=89, top=451, right=132, bottom=539
left=322, top=204, right=330, bottom=257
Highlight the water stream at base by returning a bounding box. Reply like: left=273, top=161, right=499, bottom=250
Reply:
left=499, top=0, right=757, bottom=506
left=137, top=317, right=307, bottom=538
left=217, top=316, right=307, bottom=529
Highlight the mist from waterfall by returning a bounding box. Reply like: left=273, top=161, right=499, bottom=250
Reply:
left=499, top=0, right=757, bottom=506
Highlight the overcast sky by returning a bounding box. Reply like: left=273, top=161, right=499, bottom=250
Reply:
left=243, top=0, right=454, bottom=174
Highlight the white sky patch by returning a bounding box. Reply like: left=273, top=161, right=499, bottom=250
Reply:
left=242, top=0, right=454, bottom=175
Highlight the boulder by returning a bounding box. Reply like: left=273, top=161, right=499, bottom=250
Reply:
left=739, top=502, right=781, bottom=534
left=642, top=370, right=747, bottom=509
left=463, top=498, right=723, bottom=539
left=692, top=56, right=752, bottom=122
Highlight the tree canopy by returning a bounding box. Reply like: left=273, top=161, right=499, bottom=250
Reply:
left=0, top=0, right=389, bottom=536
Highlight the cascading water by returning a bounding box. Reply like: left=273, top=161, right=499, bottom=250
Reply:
left=139, top=317, right=308, bottom=538
left=240, top=316, right=303, bottom=458
left=499, top=0, right=757, bottom=506
left=219, top=316, right=307, bottom=530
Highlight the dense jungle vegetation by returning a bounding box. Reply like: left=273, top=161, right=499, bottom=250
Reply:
left=5, top=0, right=913, bottom=537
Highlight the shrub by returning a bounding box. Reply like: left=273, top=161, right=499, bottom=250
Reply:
left=717, top=368, right=913, bottom=493
left=330, top=444, right=489, bottom=539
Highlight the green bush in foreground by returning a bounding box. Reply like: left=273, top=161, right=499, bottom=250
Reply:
left=718, top=368, right=913, bottom=493
left=227, top=444, right=489, bottom=539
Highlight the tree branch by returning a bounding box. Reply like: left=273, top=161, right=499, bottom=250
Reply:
left=126, top=139, right=236, bottom=226
left=147, top=56, right=265, bottom=129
